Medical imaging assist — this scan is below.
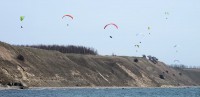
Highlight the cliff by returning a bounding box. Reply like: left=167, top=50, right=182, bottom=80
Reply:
left=0, top=41, right=199, bottom=88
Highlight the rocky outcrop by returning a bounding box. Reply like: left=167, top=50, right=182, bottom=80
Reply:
left=0, top=41, right=199, bottom=88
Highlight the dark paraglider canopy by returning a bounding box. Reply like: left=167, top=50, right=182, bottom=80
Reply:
left=110, top=36, right=112, bottom=38
left=134, top=45, right=140, bottom=48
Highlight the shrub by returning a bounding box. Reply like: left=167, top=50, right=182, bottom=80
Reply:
left=112, top=53, right=116, bottom=56
left=147, top=55, right=158, bottom=64
left=17, top=54, right=24, bottom=61
left=159, top=74, right=165, bottom=79
left=142, top=55, right=146, bottom=59
left=134, top=58, right=138, bottom=63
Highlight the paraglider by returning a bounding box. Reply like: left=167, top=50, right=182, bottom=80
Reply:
left=134, top=44, right=140, bottom=52
left=174, top=45, right=177, bottom=48
left=62, top=14, right=73, bottom=26
left=148, top=27, right=151, bottom=34
left=173, top=45, right=180, bottom=53
left=174, top=60, right=180, bottom=63
left=104, top=23, right=118, bottom=38
left=136, top=33, right=145, bottom=37
left=165, top=12, right=170, bottom=15
left=20, top=16, right=25, bottom=28
left=148, top=27, right=150, bottom=30
left=173, top=59, right=181, bottom=65
left=134, top=44, right=140, bottom=48
left=136, top=33, right=145, bottom=43
left=165, top=12, right=169, bottom=20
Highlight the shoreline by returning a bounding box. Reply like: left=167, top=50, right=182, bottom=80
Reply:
left=29, top=86, right=200, bottom=89
left=0, top=86, right=199, bottom=90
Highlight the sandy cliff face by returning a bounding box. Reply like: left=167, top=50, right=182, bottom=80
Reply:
left=0, top=42, right=199, bottom=87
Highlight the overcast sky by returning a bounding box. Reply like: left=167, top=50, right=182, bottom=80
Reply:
left=0, top=0, right=200, bottom=66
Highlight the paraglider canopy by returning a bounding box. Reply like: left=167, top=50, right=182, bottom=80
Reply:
left=173, top=45, right=180, bottom=52
left=62, top=14, right=73, bottom=19
left=148, top=27, right=150, bottom=30
left=174, top=60, right=180, bottom=63
left=147, top=27, right=151, bottom=34
left=136, top=33, right=144, bottom=45
left=104, top=23, right=118, bottom=29
left=174, top=45, right=178, bottom=48
left=20, top=16, right=25, bottom=21
left=134, top=44, right=140, bottom=48
left=165, top=12, right=170, bottom=15
left=136, top=33, right=145, bottom=38
left=136, top=32, right=144, bottom=36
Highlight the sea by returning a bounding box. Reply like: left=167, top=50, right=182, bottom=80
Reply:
left=0, top=87, right=200, bottom=97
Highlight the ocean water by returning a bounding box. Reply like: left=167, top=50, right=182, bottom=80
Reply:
left=0, top=87, right=200, bottom=97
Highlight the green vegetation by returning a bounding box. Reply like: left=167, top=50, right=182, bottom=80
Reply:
left=169, top=64, right=200, bottom=69
left=18, top=45, right=98, bottom=55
